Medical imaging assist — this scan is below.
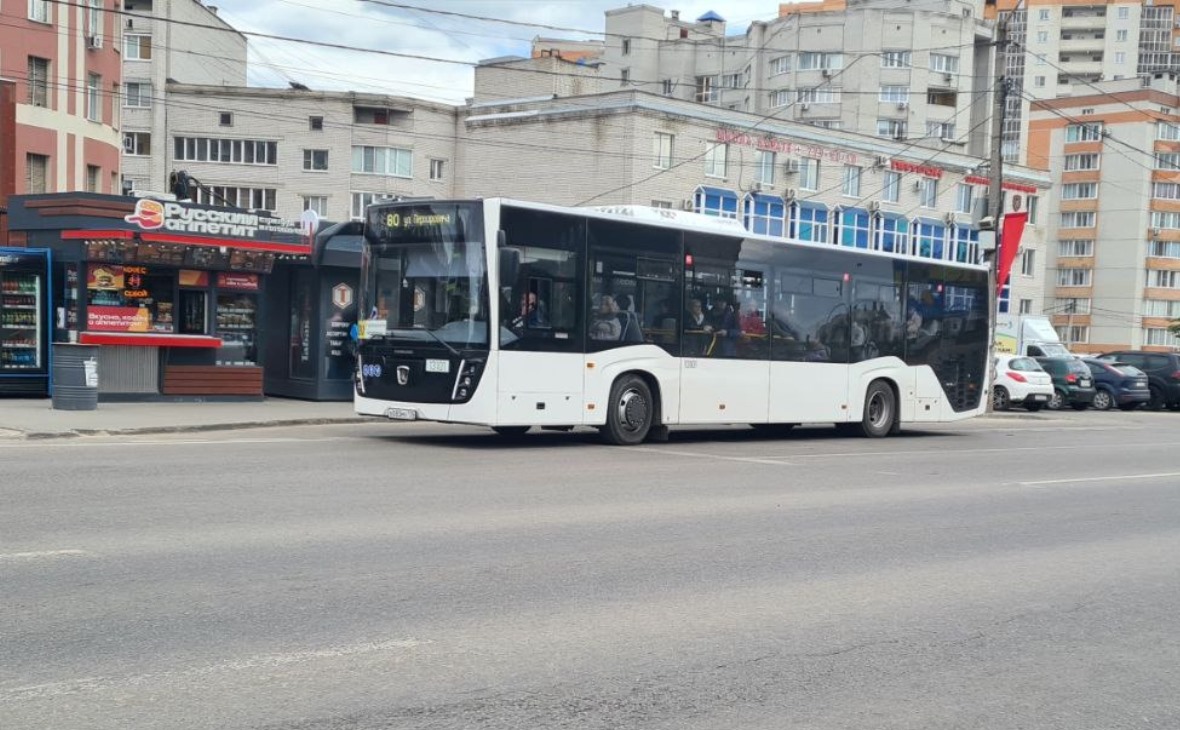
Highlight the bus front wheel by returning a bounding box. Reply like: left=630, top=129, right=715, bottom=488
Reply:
left=858, top=380, right=896, bottom=438
left=602, top=374, right=654, bottom=445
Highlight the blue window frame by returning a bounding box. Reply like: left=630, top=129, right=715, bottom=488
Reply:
left=998, top=283, right=1011, bottom=314
left=744, top=193, right=785, bottom=237
left=914, top=218, right=946, bottom=259
left=878, top=214, right=908, bottom=253
left=791, top=202, right=829, bottom=243
left=839, top=208, right=871, bottom=248
left=694, top=185, right=739, bottom=219
left=952, top=225, right=979, bottom=263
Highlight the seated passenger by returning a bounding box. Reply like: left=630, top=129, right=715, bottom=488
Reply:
left=589, top=295, right=622, bottom=341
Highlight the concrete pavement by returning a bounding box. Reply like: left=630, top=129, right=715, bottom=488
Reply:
left=0, top=397, right=364, bottom=439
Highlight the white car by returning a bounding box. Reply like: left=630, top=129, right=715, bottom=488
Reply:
left=993, top=355, right=1055, bottom=411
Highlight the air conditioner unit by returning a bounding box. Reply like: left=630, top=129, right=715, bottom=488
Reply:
left=752, top=181, right=764, bottom=192
left=821, top=68, right=832, bottom=78
left=1152, top=227, right=1162, bottom=236
left=874, top=155, right=889, bottom=168
left=126, top=18, right=133, bottom=29
left=682, top=199, right=695, bottom=211
left=783, top=187, right=798, bottom=200
left=801, top=102, right=810, bottom=112
left=868, top=200, right=882, bottom=212
left=913, top=180, right=923, bottom=191
left=122, top=136, right=135, bottom=153
left=896, top=101, right=909, bottom=111
left=945, top=212, right=957, bottom=226
left=87, top=35, right=102, bottom=49
left=944, top=72, right=954, bottom=83
left=784, top=159, right=801, bottom=174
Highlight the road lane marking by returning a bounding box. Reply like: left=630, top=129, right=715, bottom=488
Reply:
left=0, top=638, right=428, bottom=701
left=627, top=447, right=794, bottom=466
left=1019, top=472, right=1180, bottom=487
left=0, top=550, right=91, bottom=561
left=782, top=442, right=1180, bottom=460
left=0, top=437, right=353, bottom=450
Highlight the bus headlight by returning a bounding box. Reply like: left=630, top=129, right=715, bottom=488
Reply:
left=452, top=359, right=484, bottom=403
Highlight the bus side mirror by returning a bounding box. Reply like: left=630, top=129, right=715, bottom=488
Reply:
left=499, top=239, right=521, bottom=285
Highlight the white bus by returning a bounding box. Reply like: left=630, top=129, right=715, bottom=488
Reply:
left=354, top=198, right=989, bottom=445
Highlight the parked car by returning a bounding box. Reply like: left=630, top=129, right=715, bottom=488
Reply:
left=992, top=355, right=1055, bottom=411
left=1081, top=358, right=1150, bottom=411
left=1096, top=351, right=1180, bottom=411
left=1034, top=356, right=1096, bottom=410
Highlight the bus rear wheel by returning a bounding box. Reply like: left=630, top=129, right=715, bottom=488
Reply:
left=602, top=374, right=653, bottom=446
left=857, top=380, right=896, bottom=438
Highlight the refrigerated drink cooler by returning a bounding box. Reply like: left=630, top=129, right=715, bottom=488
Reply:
left=0, top=248, right=51, bottom=396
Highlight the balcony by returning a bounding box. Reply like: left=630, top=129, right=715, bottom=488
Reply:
left=1059, top=36, right=1106, bottom=53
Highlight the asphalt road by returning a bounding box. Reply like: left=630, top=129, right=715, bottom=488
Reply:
left=3, top=411, right=1180, bottom=729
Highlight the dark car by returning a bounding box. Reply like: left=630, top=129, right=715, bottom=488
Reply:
left=1035, top=356, right=1096, bottom=410
left=1097, top=351, right=1180, bottom=411
left=1081, top=358, right=1150, bottom=411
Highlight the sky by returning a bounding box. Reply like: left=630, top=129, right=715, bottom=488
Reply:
left=203, top=0, right=785, bottom=104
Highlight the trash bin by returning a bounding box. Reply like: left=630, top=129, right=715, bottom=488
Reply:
left=51, top=343, right=99, bottom=411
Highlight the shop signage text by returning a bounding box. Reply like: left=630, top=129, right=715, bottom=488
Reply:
left=891, top=159, right=943, bottom=179
left=714, top=129, right=859, bottom=165
left=217, top=273, right=260, bottom=291
left=964, top=175, right=1039, bottom=194
left=125, top=199, right=305, bottom=240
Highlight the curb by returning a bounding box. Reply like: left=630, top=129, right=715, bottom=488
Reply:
left=12, top=417, right=371, bottom=441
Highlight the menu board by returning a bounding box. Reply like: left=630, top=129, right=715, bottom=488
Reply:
left=184, top=247, right=229, bottom=269
left=87, top=241, right=127, bottom=262
left=132, top=244, right=186, bottom=265
left=228, top=250, right=275, bottom=273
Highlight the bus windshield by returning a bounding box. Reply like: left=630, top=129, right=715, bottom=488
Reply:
left=360, top=203, right=489, bottom=347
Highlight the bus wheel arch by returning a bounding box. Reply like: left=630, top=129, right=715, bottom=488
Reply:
left=601, top=370, right=661, bottom=445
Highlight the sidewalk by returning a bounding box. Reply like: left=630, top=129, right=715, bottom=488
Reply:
left=0, top=398, right=365, bottom=439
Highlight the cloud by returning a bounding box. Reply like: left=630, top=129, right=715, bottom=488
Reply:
left=201, top=0, right=786, bottom=103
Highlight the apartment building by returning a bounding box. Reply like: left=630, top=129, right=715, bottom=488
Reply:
left=592, top=1, right=996, bottom=159
left=163, top=84, right=458, bottom=222
left=1029, top=75, right=1180, bottom=352
left=0, top=0, right=123, bottom=234
left=119, top=0, right=247, bottom=193
left=990, top=0, right=1180, bottom=165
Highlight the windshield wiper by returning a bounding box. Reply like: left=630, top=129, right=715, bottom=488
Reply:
left=387, top=326, right=463, bottom=358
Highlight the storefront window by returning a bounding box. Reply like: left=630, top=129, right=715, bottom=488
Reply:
left=86, top=264, right=175, bottom=332
left=215, top=273, right=260, bottom=365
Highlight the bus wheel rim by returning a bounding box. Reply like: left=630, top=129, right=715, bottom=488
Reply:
left=868, top=392, right=889, bottom=429
left=617, top=389, right=648, bottom=432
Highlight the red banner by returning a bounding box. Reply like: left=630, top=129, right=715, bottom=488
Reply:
left=997, top=212, right=1029, bottom=295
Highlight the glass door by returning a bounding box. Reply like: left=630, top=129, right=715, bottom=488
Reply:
left=215, top=292, right=258, bottom=365
left=0, top=267, right=43, bottom=371
left=179, top=290, right=207, bottom=334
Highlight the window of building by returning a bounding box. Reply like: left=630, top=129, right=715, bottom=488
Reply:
left=1021, top=248, right=1036, bottom=276
left=694, top=75, right=717, bottom=103
left=1157, top=152, right=1180, bottom=170
left=1056, top=297, right=1091, bottom=314
left=842, top=165, right=861, bottom=197
left=1034, top=75, right=1046, bottom=88
left=879, top=86, right=910, bottom=103
left=352, top=146, right=413, bottom=177
left=1150, top=270, right=1180, bottom=288
left=1060, top=182, right=1097, bottom=199
left=1149, top=240, right=1180, bottom=258
left=124, top=33, right=152, bottom=60
left=302, top=149, right=328, bottom=171
left=1036, top=53, right=1047, bottom=65
left=86, top=165, right=100, bottom=193
left=28, top=0, right=49, bottom=23
left=929, top=53, right=959, bottom=73
left=429, top=158, right=445, bottom=180
left=27, top=57, right=49, bottom=108
left=621, top=38, right=631, bottom=55
left=25, top=153, right=49, bottom=193
left=1145, top=299, right=1180, bottom=317
left=1115, top=51, right=1126, bottom=64
left=882, top=171, right=900, bottom=202
left=653, top=131, right=673, bottom=169
left=956, top=184, right=974, bottom=214
left=809, top=120, right=842, bottom=130
left=620, top=68, right=630, bottom=86
left=1057, top=267, right=1092, bottom=286
left=219, top=112, right=233, bottom=127
left=1038, top=9, right=1050, bottom=20
left=919, top=178, right=938, bottom=208
left=800, top=158, right=819, bottom=191
left=771, top=56, right=791, bottom=75
left=1064, top=153, right=1100, bottom=171
left=1057, top=325, right=1089, bottom=344
left=1019, top=299, right=1033, bottom=314
left=770, top=89, right=791, bottom=108
left=86, top=0, right=102, bottom=44
left=797, top=52, right=843, bottom=70
left=1060, top=211, right=1096, bottom=228
left=309, top=116, right=324, bottom=131
left=1058, top=239, right=1094, bottom=257
left=703, top=143, right=727, bottom=178
left=797, top=87, right=839, bottom=104
left=651, top=200, right=673, bottom=209
left=1036, top=31, right=1048, bottom=43
left=721, top=72, right=741, bottom=89
left=124, top=82, right=151, bottom=108
left=196, top=186, right=277, bottom=212
left=1144, top=328, right=1180, bottom=346
left=1118, top=6, right=1129, bottom=19
left=881, top=50, right=911, bottom=68
left=1026, top=195, right=1039, bottom=225
left=1158, top=122, right=1180, bottom=141
left=302, top=195, right=328, bottom=216
left=350, top=192, right=390, bottom=220
left=926, top=121, right=955, bottom=140
left=1151, top=211, right=1180, bottom=229
left=175, top=137, right=278, bottom=165
left=122, top=132, right=150, bottom=156
left=1153, top=182, right=1180, bottom=199
left=1117, top=29, right=1129, bottom=42
left=86, top=74, right=101, bottom=121
left=755, top=150, right=776, bottom=186
left=1065, top=123, right=1103, bottom=142
left=877, top=119, right=907, bottom=139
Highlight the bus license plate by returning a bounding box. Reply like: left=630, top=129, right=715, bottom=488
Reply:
left=386, top=408, right=418, bottom=421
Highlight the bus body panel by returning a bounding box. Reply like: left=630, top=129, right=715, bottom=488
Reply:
left=767, top=361, right=851, bottom=424
left=678, top=358, right=771, bottom=423
left=582, top=346, right=681, bottom=426
left=496, top=351, right=585, bottom=425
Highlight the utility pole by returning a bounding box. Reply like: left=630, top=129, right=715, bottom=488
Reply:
left=984, top=16, right=1010, bottom=414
